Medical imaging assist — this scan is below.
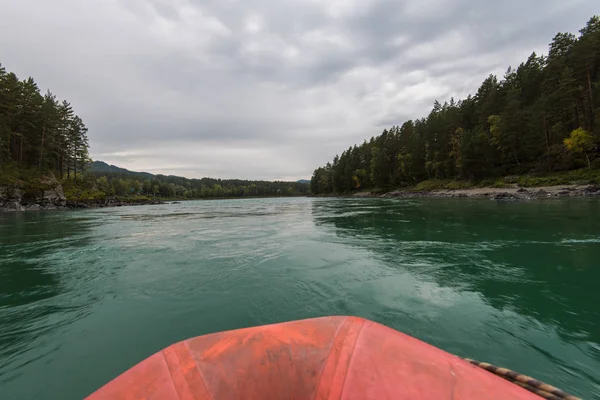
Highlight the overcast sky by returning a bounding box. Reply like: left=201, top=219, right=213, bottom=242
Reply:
left=1, top=0, right=597, bottom=180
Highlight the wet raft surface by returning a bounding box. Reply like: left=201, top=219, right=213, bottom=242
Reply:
left=88, top=316, right=539, bottom=400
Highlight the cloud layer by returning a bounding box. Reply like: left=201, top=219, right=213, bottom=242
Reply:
left=1, top=0, right=597, bottom=179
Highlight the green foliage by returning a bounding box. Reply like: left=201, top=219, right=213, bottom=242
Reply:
left=54, top=169, right=310, bottom=203
left=414, top=180, right=475, bottom=191
left=564, top=128, right=595, bottom=167
left=0, top=165, right=62, bottom=201
left=77, top=168, right=310, bottom=201
left=414, top=180, right=447, bottom=191
left=491, top=179, right=511, bottom=189
left=64, top=187, right=107, bottom=203
left=515, top=169, right=600, bottom=187
left=312, top=16, right=600, bottom=194
left=60, top=178, right=104, bottom=202
left=95, top=176, right=112, bottom=194
left=473, top=178, right=510, bottom=188
left=118, top=195, right=153, bottom=204
left=445, top=180, right=475, bottom=190
left=0, top=64, right=89, bottom=177
left=0, top=163, right=38, bottom=185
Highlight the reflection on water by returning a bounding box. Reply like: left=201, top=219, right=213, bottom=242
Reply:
left=312, top=199, right=600, bottom=342
left=311, top=198, right=600, bottom=396
left=0, top=198, right=599, bottom=399
left=0, top=211, right=98, bottom=387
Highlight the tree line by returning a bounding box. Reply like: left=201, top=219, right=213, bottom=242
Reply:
left=0, top=65, right=309, bottom=201
left=0, top=64, right=89, bottom=179
left=311, top=16, right=600, bottom=194
left=77, top=168, right=310, bottom=199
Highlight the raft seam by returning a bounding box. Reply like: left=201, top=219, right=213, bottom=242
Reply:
left=338, top=319, right=367, bottom=400
left=449, top=363, right=457, bottom=400
left=312, top=316, right=348, bottom=400
left=183, top=340, right=215, bottom=400
left=161, top=349, right=182, bottom=400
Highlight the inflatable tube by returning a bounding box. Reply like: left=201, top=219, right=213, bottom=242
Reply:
left=87, top=316, right=540, bottom=399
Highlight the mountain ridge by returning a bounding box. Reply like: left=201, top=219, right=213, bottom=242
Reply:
left=88, top=161, right=309, bottom=184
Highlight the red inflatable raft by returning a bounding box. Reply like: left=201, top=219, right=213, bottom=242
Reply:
left=87, top=316, right=541, bottom=399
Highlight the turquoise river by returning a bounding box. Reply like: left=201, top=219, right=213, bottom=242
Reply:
left=1, top=198, right=599, bottom=399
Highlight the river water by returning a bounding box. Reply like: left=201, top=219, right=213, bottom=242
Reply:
left=1, top=198, right=599, bottom=399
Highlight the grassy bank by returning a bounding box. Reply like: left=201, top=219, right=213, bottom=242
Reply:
left=408, top=169, right=600, bottom=192
left=347, top=168, right=600, bottom=195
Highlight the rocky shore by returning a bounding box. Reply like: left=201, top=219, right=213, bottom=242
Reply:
left=0, top=180, right=164, bottom=212
left=353, top=184, right=600, bottom=200
left=65, top=198, right=165, bottom=210
left=4, top=181, right=600, bottom=212
left=1, top=178, right=66, bottom=212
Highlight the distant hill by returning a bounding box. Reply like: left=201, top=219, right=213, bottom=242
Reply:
left=87, top=161, right=155, bottom=180
left=79, top=160, right=311, bottom=199
left=87, top=161, right=311, bottom=186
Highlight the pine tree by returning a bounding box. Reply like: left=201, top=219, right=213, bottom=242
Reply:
left=312, top=16, right=600, bottom=193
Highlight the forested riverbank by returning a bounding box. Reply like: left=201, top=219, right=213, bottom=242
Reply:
left=0, top=163, right=310, bottom=212
left=311, top=16, right=600, bottom=196
left=343, top=168, right=600, bottom=200
left=0, top=64, right=308, bottom=211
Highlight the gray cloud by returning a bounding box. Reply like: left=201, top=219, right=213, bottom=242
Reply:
left=0, top=0, right=597, bottom=179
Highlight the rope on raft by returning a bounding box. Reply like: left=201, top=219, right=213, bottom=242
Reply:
left=463, top=358, right=582, bottom=400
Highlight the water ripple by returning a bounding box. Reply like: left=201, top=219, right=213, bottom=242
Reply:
left=0, top=198, right=599, bottom=399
